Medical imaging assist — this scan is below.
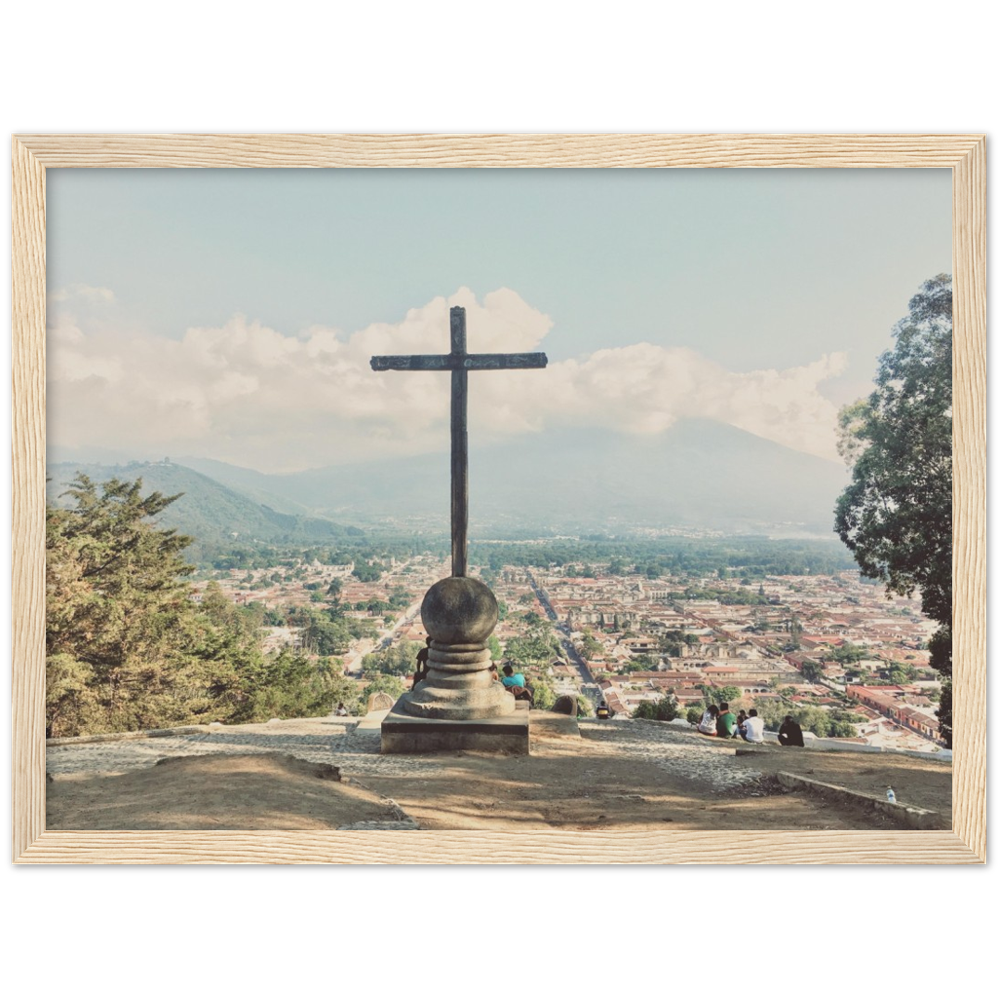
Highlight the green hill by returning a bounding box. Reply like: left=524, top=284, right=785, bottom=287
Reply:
left=46, top=461, right=363, bottom=554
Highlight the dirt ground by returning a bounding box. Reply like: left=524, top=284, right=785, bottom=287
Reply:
left=357, top=719, right=948, bottom=832
left=46, top=753, right=403, bottom=831
left=733, top=744, right=952, bottom=823
left=45, top=716, right=952, bottom=832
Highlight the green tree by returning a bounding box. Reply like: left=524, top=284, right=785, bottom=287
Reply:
left=388, top=587, right=413, bottom=609
left=623, top=653, right=659, bottom=672
left=308, top=657, right=361, bottom=714
left=504, top=621, right=560, bottom=669
left=201, top=580, right=236, bottom=627
left=686, top=704, right=705, bottom=725
left=752, top=699, right=859, bottom=740
left=579, top=629, right=603, bottom=660
left=45, top=475, right=204, bottom=735
left=527, top=674, right=556, bottom=711
left=800, top=659, right=824, bottom=682
left=346, top=616, right=378, bottom=641
left=699, top=684, right=742, bottom=706
left=352, top=560, right=384, bottom=582
left=827, top=642, right=869, bottom=665
left=786, top=615, right=803, bottom=651
left=45, top=474, right=368, bottom=735
left=361, top=639, right=422, bottom=677
left=362, top=673, right=406, bottom=705
left=657, top=629, right=697, bottom=657
left=302, top=613, right=353, bottom=656
left=632, top=695, right=680, bottom=722
left=226, top=648, right=339, bottom=721
left=834, top=275, right=953, bottom=745
left=886, top=664, right=916, bottom=686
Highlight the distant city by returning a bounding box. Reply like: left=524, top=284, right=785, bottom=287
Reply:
left=198, top=549, right=943, bottom=753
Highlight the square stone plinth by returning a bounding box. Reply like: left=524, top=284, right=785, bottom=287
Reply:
left=381, top=703, right=530, bottom=755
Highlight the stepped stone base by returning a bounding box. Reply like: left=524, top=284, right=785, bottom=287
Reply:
left=381, top=700, right=530, bottom=755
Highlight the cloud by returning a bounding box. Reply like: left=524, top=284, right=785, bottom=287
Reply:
left=49, top=283, right=116, bottom=304
left=468, top=342, right=848, bottom=460
left=47, top=287, right=847, bottom=471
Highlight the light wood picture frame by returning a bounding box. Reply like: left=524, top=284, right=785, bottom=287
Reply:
left=11, top=133, right=986, bottom=864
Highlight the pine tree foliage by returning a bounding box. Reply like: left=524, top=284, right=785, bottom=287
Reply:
left=46, top=475, right=355, bottom=736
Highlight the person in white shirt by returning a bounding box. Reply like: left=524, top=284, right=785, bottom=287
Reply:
left=697, top=705, right=719, bottom=735
left=741, top=708, right=765, bottom=743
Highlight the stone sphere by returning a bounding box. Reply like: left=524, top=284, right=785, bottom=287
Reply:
left=421, top=577, right=499, bottom=645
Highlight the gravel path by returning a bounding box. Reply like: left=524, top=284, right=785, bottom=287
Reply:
left=577, top=718, right=761, bottom=791
left=47, top=714, right=762, bottom=791
left=46, top=718, right=444, bottom=779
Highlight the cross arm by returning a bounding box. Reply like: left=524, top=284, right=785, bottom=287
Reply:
left=371, top=352, right=547, bottom=372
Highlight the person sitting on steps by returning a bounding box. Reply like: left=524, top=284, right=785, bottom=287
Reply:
left=502, top=664, right=533, bottom=705
left=412, top=637, right=432, bottom=687
left=501, top=663, right=526, bottom=689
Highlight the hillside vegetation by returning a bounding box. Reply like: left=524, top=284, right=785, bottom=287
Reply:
left=45, top=474, right=358, bottom=737
left=47, top=461, right=362, bottom=562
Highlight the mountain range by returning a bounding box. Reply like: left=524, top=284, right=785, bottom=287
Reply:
left=46, top=460, right=363, bottom=548
left=49, top=420, right=850, bottom=543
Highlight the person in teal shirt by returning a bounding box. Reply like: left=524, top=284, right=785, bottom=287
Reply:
left=716, top=701, right=738, bottom=738
left=501, top=665, right=526, bottom=688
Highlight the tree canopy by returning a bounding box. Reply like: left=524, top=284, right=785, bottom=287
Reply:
left=632, top=695, right=680, bottom=722
left=361, top=639, right=423, bottom=677
left=503, top=617, right=561, bottom=669
left=46, top=475, right=201, bottom=735
left=834, top=274, right=953, bottom=744
left=46, top=475, right=356, bottom=736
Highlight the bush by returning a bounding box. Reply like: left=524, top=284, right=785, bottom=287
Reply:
left=529, top=675, right=556, bottom=711
left=633, top=695, right=680, bottom=722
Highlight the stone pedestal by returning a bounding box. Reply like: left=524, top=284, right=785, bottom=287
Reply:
left=381, top=701, right=530, bottom=754
left=380, top=576, right=529, bottom=754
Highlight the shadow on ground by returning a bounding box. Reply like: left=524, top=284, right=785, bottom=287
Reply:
left=47, top=753, right=401, bottom=830
left=45, top=714, right=951, bottom=832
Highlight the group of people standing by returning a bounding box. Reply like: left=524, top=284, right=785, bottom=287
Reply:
left=695, top=703, right=766, bottom=743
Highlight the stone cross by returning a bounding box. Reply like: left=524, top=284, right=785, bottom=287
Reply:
left=370, top=306, right=547, bottom=577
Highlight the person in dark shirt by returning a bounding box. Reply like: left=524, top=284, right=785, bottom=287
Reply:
left=778, top=715, right=805, bottom=747
left=413, top=637, right=432, bottom=687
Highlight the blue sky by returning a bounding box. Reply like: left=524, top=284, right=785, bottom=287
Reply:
left=46, top=168, right=952, bottom=472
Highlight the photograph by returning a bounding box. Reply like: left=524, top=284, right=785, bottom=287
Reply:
left=37, top=161, right=961, bottom=842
